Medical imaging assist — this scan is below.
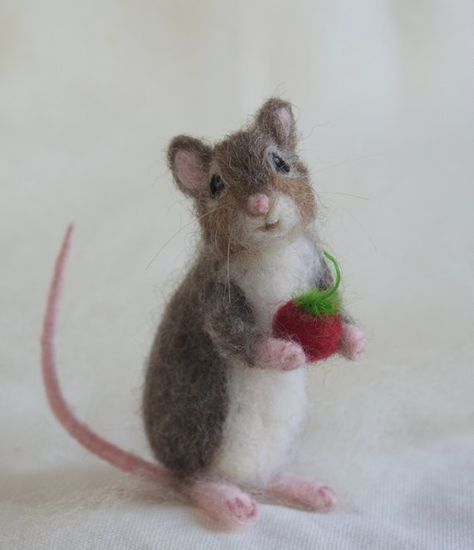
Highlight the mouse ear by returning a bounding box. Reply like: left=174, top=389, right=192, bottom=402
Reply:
left=254, top=98, right=297, bottom=149
left=168, top=135, right=212, bottom=197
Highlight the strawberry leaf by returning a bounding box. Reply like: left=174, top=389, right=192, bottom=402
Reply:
left=294, top=290, right=341, bottom=317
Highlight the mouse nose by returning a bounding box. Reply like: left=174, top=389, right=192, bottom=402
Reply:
left=247, top=193, right=270, bottom=216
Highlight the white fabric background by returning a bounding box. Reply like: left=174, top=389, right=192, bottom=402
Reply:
left=1, top=1, right=473, bottom=548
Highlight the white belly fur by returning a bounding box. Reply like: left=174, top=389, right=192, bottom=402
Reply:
left=210, top=231, right=321, bottom=487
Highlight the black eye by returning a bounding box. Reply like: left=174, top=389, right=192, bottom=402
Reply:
left=209, top=174, right=225, bottom=198
left=271, top=152, right=290, bottom=174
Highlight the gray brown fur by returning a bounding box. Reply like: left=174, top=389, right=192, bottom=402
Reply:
left=143, top=249, right=260, bottom=477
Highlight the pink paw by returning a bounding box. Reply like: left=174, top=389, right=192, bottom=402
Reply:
left=340, top=324, right=367, bottom=360
left=226, top=494, right=259, bottom=524
left=268, top=474, right=337, bottom=513
left=256, top=337, right=306, bottom=371
left=190, top=480, right=259, bottom=530
left=306, top=485, right=338, bottom=513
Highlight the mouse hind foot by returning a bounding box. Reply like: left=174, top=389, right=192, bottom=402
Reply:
left=189, top=479, right=259, bottom=530
left=185, top=472, right=335, bottom=528
left=266, top=473, right=337, bottom=513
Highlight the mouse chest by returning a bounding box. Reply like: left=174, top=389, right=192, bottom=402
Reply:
left=231, top=235, right=320, bottom=332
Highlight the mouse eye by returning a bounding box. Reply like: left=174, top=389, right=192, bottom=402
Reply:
left=271, top=152, right=290, bottom=174
left=209, top=174, right=225, bottom=198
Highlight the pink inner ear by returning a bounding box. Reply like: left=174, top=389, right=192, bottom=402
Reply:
left=276, top=107, right=292, bottom=141
left=175, top=150, right=206, bottom=191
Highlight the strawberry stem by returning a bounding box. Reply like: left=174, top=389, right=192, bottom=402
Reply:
left=319, top=251, right=341, bottom=299
left=292, top=251, right=342, bottom=318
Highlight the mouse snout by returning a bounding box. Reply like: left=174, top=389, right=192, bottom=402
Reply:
left=247, top=193, right=270, bottom=217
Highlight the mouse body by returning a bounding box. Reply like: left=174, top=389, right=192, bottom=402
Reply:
left=42, top=98, right=367, bottom=530
left=144, top=228, right=323, bottom=487
left=143, top=98, right=367, bottom=521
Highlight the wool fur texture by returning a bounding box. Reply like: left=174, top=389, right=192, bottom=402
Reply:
left=42, top=97, right=367, bottom=530
left=144, top=98, right=367, bottom=523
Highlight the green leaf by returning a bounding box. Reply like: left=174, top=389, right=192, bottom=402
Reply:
left=294, top=290, right=341, bottom=317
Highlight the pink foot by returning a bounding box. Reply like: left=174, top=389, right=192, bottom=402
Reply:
left=256, top=337, right=306, bottom=371
left=189, top=480, right=259, bottom=530
left=267, top=474, right=337, bottom=513
left=339, top=324, right=367, bottom=360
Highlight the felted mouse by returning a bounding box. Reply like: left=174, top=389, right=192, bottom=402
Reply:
left=41, top=98, right=367, bottom=530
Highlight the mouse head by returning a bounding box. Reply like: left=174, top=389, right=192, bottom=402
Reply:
left=167, top=98, right=316, bottom=256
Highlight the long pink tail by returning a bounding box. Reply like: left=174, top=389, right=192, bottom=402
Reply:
left=41, top=225, right=170, bottom=484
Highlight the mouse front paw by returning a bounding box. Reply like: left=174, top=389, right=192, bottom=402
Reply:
left=256, top=338, right=306, bottom=371
left=339, top=324, right=367, bottom=360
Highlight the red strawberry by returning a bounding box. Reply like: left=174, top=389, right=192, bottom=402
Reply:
left=273, top=252, right=343, bottom=363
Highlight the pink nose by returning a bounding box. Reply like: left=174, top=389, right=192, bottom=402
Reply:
left=247, top=193, right=270, bottom=216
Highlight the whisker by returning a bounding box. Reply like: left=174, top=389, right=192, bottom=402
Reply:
left=145, top=203, right=228, bottom=270
left=312, top=153, right=384, bottom=175
left=336, top=204, right=378, bottom=253
left=317, top=191, right=370, bottom=201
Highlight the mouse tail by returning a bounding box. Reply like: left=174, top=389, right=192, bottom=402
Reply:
left=41, top=225, right=171, bottom=485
